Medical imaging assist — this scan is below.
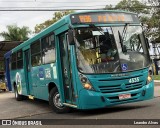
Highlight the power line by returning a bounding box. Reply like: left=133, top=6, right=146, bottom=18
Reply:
left=0, top=5, right=107, bottom=11
left=0, top=9, right=104, bottom=11
left=0, top=5, right=159, bottom=9
left=0, top=0, right=114, bottom=3
left=0, top=7, right=159, bottom=12
left=0, top=8, right=105, bottom=11
left=0, top=0, right=120, bottom=5
left=0, top=5, right=107, bottom=8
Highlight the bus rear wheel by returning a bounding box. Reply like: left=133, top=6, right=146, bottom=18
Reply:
left=14, top=87, right=23, bottom=101
left=49, top=87, right=70, bottom=113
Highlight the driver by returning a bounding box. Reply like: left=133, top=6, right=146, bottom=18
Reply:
left=99, top=35, right=117, bottom=62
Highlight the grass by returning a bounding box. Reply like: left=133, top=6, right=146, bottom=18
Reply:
left=153, top=75, right=160, bottom=80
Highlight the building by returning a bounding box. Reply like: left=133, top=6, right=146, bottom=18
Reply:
left=0, top=41, right=22, bottom=90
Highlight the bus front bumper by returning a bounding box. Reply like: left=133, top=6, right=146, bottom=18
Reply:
left=78, top=81, right=154, bottom=110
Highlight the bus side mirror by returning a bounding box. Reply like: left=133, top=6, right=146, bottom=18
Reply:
left=149, top=69, right=153, bottom=76
left=68, top=29, right=75, bottom=45
left=145, top=38, right=150, bottom=49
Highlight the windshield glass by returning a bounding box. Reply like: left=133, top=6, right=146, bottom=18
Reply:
left=75, top=26, right=150, bottom=74
left=112, top=26, right=150, bottom=72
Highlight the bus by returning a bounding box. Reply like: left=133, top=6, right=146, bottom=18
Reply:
left=6, top=10, right=154, bottom=113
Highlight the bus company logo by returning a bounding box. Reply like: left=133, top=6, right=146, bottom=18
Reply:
left=16, top=72, right=22, bottom=94
left=39, top=68, right=45, bottom=80
left=121, top=83, right=126, bottom=89
left=2, top=120, right=11, bottom=125
left=1, top=120, right=42, bottom=126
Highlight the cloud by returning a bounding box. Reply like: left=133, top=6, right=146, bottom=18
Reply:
left=0, top=0, right=120, bottom=40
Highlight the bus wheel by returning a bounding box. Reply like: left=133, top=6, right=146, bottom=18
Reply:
left=49, top=87, right=70, bottom=113
left=14, top=87, right=23, bottom=101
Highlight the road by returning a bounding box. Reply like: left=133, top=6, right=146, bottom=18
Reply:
left=0, top=82, right=160, bottom=128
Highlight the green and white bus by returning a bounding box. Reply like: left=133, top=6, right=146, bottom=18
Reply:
left=8, top=10, right=154, bottom=113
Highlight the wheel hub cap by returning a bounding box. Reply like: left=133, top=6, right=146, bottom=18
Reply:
left=53, top=93, right=64, bottom=109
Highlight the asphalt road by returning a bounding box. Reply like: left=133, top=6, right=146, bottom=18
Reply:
left=0, top=82, right=160, bottom=128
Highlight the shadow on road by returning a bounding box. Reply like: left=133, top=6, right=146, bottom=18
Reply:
left=16, top=97, right=155, bottom=117
left=77, top=105, right=152, bottom=115
left=1, top=91, right=156, bottom=119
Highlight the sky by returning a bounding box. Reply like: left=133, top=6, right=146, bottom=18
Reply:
left=0, top=0, right=149, bottom=41
left=0, top=0, right=123, bottom=41
left=0, top=0, right=155, bottom=55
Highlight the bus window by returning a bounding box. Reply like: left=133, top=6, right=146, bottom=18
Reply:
left=31, top=41, right=42, bottom=66
left=11, top=53, right=17, bottom=70
left=17, top=50, right=23, bottom=69
left=41, top=34, right=55, bottom=64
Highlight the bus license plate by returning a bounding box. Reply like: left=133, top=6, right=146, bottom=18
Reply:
left=119, top=94, right=131, bottom=100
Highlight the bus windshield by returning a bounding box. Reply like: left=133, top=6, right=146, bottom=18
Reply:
left=75, top=26, right=150, bottom=74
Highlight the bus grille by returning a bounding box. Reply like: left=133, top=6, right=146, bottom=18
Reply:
left=98, top=81, right=144, bottom=93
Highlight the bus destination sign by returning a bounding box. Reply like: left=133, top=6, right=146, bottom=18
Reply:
left=70, top=12, right=139, bottom=24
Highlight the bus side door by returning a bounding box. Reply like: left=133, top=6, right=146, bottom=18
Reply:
left=59, top=33, right=76, bottom=104
left=23, top=49, right=33, bottom=95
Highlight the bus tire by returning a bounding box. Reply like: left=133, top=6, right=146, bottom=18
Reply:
left=49, top=87, right=70, bottom=113
left=14, top=87, right=23, bottom=101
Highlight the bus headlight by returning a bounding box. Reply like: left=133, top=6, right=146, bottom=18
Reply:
left=80, top=75, right=94, bottom=90
left=84, top=83, right=92, bottom=90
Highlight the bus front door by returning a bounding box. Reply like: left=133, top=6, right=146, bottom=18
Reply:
left=59, top=33, right=76, bottom=104
left=24, top=49, right=33, bottom=95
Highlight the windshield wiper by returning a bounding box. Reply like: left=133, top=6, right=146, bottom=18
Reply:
left=117, top=23, right=130, bottom=53
left=122, top=23, right=129, bottom=41
left=118, top=30, right=127, bottom=53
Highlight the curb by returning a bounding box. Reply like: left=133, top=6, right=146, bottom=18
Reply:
left=154, top=80, right=160, bottom=83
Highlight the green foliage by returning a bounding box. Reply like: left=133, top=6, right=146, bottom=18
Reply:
left=105, top=0, right=160, bottom=41
left=34, top=10, right=74, bottom=33
left=0, top=24, right=31, bottom=41
left=115, top=0, right=149, bottom=14
left=153, top=75, right=160, bottom=80
left=147, top=0, right=160, bottom=41
left=105, top=4, right=113, bottom=10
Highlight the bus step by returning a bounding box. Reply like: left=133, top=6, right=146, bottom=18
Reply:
left=63, top=103, right=77, bottom=108
left=28, top=95, right=34, bottom=100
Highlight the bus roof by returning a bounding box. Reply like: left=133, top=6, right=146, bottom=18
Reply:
left=11, top=10, right=137, bottom=53
left=69, top=10, right=137, bottom=15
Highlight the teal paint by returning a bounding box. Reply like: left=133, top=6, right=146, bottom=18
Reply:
left=8, top=10, right=154, bottom=110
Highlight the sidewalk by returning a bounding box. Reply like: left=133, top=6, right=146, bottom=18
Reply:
left=154, top=80, right=160, bottom=83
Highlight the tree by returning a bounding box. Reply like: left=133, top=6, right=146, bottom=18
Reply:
left=105, top=0, right=160, bottom=40
left=114, top=0, right=149, bottom=14
left=148, top=0, right=160, bottom=42
left=0, top=25, right=31, bottom=41
left=34, top=10, right=74, bottom=33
